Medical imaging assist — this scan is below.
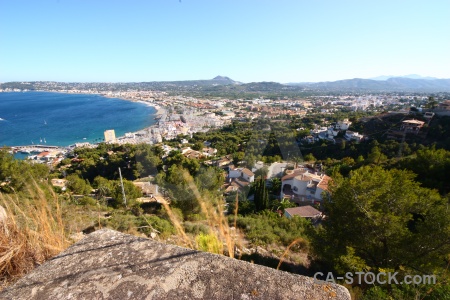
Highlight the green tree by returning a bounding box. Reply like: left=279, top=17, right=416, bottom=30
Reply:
left=398, top=146, right=450, bottom=194
left=292, top=155, right=303, bottom=168
left=254, top=177, right=269, bottom=211
left=232, top=151, right=245, bottom=166
left=160, top=165, right=198, bottom=216
left=0, top=150, right=50, bottom=192
left=195, top=166, right=225, bottom=192
left=303, top=153, right=316, bottom=162
left=254, top=166, right=269, bottom=179
left=311, top=166, right=450, bottom=275
left=111, top=179, right=142, bottom=208
left=426, top=96, right=438, bottom=109
left=270, top=177, right=282, bottom=195
left=366, top=146, right=387, bottom=165
left=66, top=174, right=92, bottom=195
left=191, top=141, right=204, bottom=151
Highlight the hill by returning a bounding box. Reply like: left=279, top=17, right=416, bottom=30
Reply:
left=286, top=77, right=450, bottom=92
left=3, top=75, right=450, bottom=96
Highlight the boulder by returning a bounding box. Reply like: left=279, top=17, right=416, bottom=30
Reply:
left=1, top=229, right=350, bottom=299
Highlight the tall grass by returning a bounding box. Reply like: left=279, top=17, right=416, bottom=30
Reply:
left=159, top=170, right=242, bottom=258
left=0, top=181, right=70, bottom=290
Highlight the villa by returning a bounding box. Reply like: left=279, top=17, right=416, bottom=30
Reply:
left=281, top=168, right=331, bottom=204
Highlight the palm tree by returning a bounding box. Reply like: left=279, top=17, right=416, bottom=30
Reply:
left=292, top=155, right=303, bottom=169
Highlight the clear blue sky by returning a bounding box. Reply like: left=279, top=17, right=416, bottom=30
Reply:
left=1, top=0, right=449, bottom=83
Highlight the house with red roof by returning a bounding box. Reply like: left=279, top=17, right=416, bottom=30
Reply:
left=281, top=168, right=331, bottom=204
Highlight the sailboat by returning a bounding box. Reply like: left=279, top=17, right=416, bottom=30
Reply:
left=44, top=120, right=47, bottom=125
left=44, top=138, right=47, bottom=144
left=40, top=137, right=42, bottom=143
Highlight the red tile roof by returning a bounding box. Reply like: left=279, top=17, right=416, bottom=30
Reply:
left=317, top=175, right=331, bottom=191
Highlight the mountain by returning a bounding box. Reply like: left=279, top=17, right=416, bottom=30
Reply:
left=370, top=74, right=439, bottom=81
left=3, top=75, right=450, bottom=95
left=286, top=77, right=450, bottom=92
left=211, top=75, right=236, bottom=83
left=370, top=75, right=395, bottom=81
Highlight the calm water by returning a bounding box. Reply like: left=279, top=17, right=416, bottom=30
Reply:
left=0, top=92, right=156, bottom=147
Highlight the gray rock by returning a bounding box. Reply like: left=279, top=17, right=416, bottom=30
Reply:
left=1, top=229, right=350, bottom=299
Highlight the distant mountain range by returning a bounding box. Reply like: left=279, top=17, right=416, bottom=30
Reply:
left=285, top=75, right=450, bottom=92
left=187, top=75, right=450, bottom=92
left=368, top=74, right=440, bottom=81
left=2, top=75, right=450, bottom=94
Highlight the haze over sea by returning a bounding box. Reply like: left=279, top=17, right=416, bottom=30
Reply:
left=0, top=92, right=156, bottom=147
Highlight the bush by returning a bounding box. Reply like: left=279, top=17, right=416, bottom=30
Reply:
left=77, top=196, right=97, bottom=206
left=185, top=213, right=206, bottom=222
left=101, top=212, right=140, bottom=234
left=230, top=211, right=311, bottom=249
left=141, top=215, right=175, bottom=239
left=183, top=222, right=210, bottom=235
left=195, top=233, right=222, bottom=254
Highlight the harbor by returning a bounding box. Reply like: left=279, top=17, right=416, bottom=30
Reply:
left=5, top=145, right=66, bottom=154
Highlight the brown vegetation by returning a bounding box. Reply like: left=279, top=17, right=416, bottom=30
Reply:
left=0, top=182, right=70, bottom=290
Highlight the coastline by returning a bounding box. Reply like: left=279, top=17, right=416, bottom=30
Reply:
left=74, top=91, right=169, bottom=140
left=2, top=90, right=166, bottom=148
left=95, top=94, right=167, bottom=145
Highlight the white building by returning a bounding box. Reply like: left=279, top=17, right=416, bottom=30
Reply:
left=228, top=167, right=255, bottom=183
left=104, top=129, right=116, bottom=143
left=281, top=169, right=331, bottom=204
left=344, top=131, right=364, bottom=141
left=336, top=119, right=352, bottom=130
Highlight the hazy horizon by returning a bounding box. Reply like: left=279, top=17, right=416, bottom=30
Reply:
left=2, top=73, right=450, bottom=85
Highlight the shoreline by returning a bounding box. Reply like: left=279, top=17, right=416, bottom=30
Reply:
left=90, top=94, right=168, bottom=145
left=2, top=90, right=168, bottom=148
left=109, top=98, right=167, bottom=143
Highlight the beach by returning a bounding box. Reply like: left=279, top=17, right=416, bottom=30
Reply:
left=0, top=91, right=159, bottom=148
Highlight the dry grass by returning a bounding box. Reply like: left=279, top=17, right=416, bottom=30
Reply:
left=160, top=170, right=242, bottom=258
left=161, top=170, right=306, bottom=272
left=276, top=238, right=308, bottom=270
left=0, top=182, right=70, bottom=290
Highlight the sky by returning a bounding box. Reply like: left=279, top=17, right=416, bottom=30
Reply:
left=1, top=0, right=449, bottom=83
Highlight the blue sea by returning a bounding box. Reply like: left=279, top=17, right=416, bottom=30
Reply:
left=0, top=92, right=156, bottom=147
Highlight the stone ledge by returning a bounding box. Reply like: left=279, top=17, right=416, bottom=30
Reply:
left=1, top=229, right=350, bottom=299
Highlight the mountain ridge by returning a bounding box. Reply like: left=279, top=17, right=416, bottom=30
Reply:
left=2, top=75, right=450, bottom=93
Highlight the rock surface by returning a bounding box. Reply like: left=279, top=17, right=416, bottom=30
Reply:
left=1, top=229, right=350, bottom=299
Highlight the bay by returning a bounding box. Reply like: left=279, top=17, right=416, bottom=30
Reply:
left=0, top=92, right=156, bottom=147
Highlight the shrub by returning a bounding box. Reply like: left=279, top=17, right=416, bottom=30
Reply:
left=183, top=222, right=210, bottom=235
left=77, top=196, right=97, bottom=206
left=141, top=215, right=176, bottom=239
left=195, top=233, right=222, bottom=254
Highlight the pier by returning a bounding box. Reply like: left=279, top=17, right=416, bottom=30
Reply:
left=2, top=145, right=67, bottom=154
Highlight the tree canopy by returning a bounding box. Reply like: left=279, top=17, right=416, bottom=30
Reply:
left=312, top=165, right=450, bottom=276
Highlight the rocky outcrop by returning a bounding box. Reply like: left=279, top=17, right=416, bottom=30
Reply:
left=1, top=229, right=350, bottom=299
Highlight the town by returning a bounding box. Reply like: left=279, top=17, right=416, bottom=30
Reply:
left=1, top=83, right=450, bottom=300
